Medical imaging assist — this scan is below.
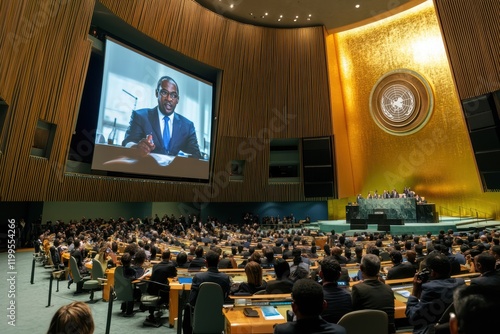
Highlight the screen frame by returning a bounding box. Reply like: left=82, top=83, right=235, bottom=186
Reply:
left=75, top=3, right=222, bottom=183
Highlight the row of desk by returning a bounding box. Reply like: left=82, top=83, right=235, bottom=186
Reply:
left=74, top=253, right=479, bottom=333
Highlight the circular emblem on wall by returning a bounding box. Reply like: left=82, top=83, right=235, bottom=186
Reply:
left=369, top=69, right=434, bottom=135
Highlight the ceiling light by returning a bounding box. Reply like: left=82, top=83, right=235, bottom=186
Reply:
left=295, top=15, right=299, bottom=18
left=279, top=15, right=283, bottom=18
left=294, top=19, right=297, bottom=22
left=307, top=18, right=310, bottom=21
left=230, top=4, right=234, bottom=8
left=355, top=4, right=360, bottom=9
left=278, top=19, right=281, bottom=21
left=308, top=14, right=312, bottom=17
left=265, top=12, right=268, bottom=16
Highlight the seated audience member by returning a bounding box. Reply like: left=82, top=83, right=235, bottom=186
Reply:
left=273, top=278, right=346, bottom=334
left=435, top=244, right=461, bottom=276
left=188, top=246, right=206, bottom=270
left=386, top=250, right=416, bottom=280
left=120, top=252, right=149, bottom=316
left=470, top=252, right=500, bottom=287
left=319, top=256, right=353, bottom=324
left=218, top=251, right=236, bottom=269
left=289, top=248, right=310, bottom=282
left=405, top=250, right=420, bottom=272
left=231, top=261, right=267, bottom=295
left=132, top=249, right=147, bottom=277
left=352, top=254, right=395, bottom=333
left=266, top=258, right=294, bottom=294
left=175, top=251, right=189, bottom=268
left=490, top=245, right=500, bottom=270
left=282, top=242, right=293, bottom=259
left=143, top=249, right=177, bottom=325
left=183, top=250, right=231, bottom=334
left=449, top=284, right=500, bottom=334
left=323, top=244, right=331, bottom=257
left=261, top=247, right=277, bottom=268
left=332, top=246, right=347, bottom=264
left=68, top=239, right=89, bottom=290
left=406, top=252, right=465, bottom=334
left=47, top=301, right=94, bottom=334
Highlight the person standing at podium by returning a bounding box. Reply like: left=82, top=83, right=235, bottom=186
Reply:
left=122, top=75, right=202, bottom=158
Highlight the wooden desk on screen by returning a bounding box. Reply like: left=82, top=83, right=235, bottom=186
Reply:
left=92, top=144, right=209, bottom=180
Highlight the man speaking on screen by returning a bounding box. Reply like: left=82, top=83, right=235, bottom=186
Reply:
left=122, top=76, right=202, bottom=159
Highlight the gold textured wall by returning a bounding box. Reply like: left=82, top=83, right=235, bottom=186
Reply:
left=326, top=1, right=500, bottom=218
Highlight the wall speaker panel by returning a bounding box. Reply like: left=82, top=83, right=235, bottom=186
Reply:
left=466, top=112, right=496, bottom=131
left=462, top=94, right=494, bottom=117
left=304, top=182, right=334, bottom=198
left=303, top=166, right=333, bottom=182
left=482, top=172, right=500, bottom=190
left=475, top=151, right=500, bottom=172
left=302, top=137, right=332, bottom=166
left=469, top=127, right=500, bottom=153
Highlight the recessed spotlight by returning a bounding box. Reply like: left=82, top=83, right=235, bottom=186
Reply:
left=265, top=12, right=268, bottom=16
left=308, top=14, right=312, bottom=17
left=294, top=19, right=297, bottom=22
left=278, top=18, right=281, bottom=21
left=261, top=15, right=265, bottom=18
left=230, top=4, right=234, bottom=8
left=307, top=18, right=310, bottom=21
left=295, top=15, right=299, bottom=19
left=355, top=4, right=360, bottom=8
left=250, top=12, right=253, bottom=16
left=279, top=14, right=283, bottom=18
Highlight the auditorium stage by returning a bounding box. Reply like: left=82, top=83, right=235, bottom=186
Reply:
left=315, top=216, right=500, bottom=236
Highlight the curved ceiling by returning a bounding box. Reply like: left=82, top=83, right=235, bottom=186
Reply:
left=194, top=0, right=425, bottom=32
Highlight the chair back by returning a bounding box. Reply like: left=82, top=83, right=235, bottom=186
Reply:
left=338, top=309, right=388, bottom=334
left=91, top=259, right=105, bottom=280
left=69, top=256, right=83, bottom=283
left=113, top=266, right=134, bottom=302
left=192, top=282, right=224, bottom=334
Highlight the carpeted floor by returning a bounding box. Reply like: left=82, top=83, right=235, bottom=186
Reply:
left=0, top=250, right=177, bottom=334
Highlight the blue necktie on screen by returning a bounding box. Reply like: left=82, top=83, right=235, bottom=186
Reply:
left=163, top=116, right=170, bottom=152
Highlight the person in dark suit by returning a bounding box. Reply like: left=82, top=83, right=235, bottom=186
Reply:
left=352, top=254, right=395, bottom=333
left=450, top=284, right=500, bottom=334
left=386, top=250, right=416, bottom=280
left=122, top=76, right=202, bottom=159
left=266, top=258, right=294, bottom=294
left=406, top=252, right=465, bottom=334
left=319, top=256, right=352, bottom=324
left=274, top=278, right=346, bottom=334
left=143, top=249, right=177, bottom=324
left=470, top=252, right=500, bottom=287
left=217, top=251, right=235, bottom=269
left=188, top=245, right=206, bottom=270
left=183, top=250, right=231, bottom=334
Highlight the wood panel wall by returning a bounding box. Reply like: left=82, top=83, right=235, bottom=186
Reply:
left=434, top=0, right=500, bottom=99
left=0, top=0, right=332, bottom=202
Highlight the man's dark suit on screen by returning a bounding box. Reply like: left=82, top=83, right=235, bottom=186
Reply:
left=122, top=107, right=202, bottom=158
